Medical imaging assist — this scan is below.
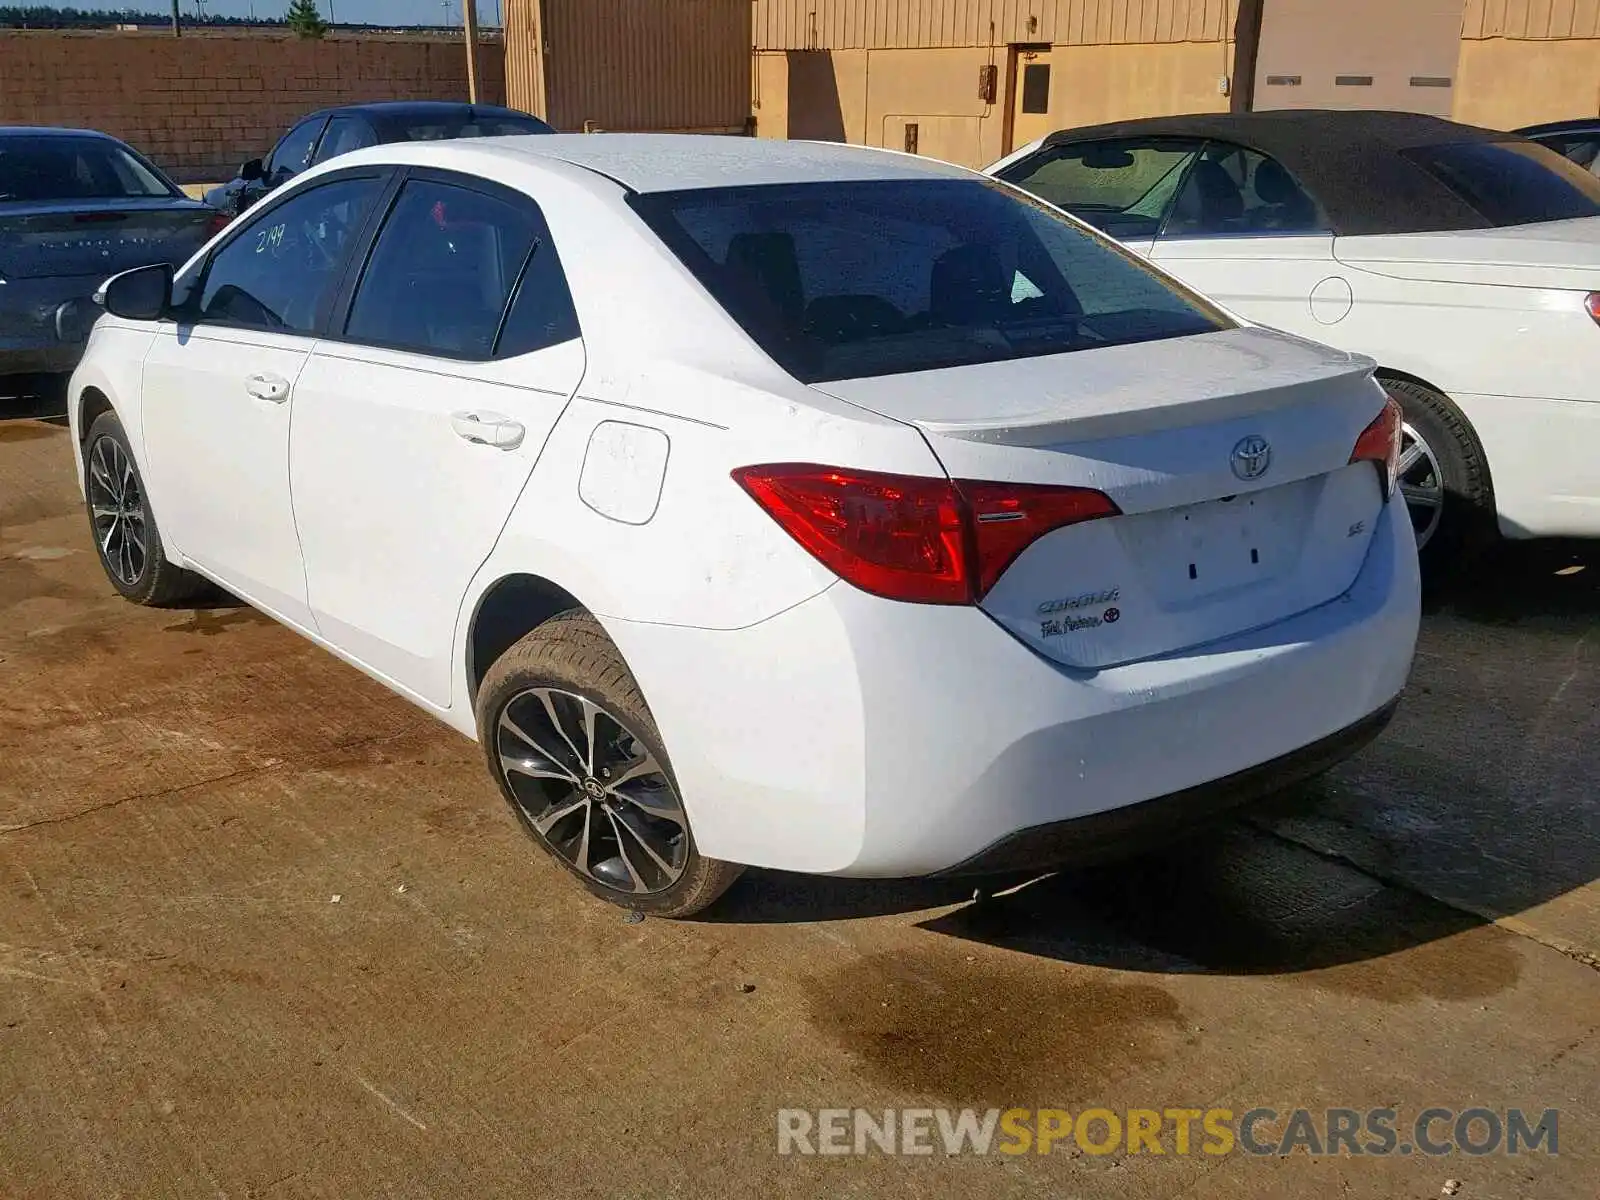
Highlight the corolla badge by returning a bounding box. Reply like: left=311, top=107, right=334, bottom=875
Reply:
left=1230, top=434, right=1272, bottom=481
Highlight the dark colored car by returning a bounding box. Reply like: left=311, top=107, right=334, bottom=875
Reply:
left=1515, top=118, right=1600, bottom=177
left=203, top=101, right=555, bottom=217
left=1, top=127, right=224, bottom=383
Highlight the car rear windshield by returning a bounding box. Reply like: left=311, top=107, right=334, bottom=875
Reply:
left=1401, top=140, right=1600, bottom=227
left=0, top=135, right=176, bottom=203
left=376, top=112, right=553, bottom=142
left=628, top=178, right=1231, bottom=383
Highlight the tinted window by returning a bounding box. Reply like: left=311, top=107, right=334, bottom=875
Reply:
left=266, top=118, right=325, bottom=185
left=1163, top=143, right=1326, bottom=238
left=1401, top=140, right=1600, bottom=227
left=497, top=226, right=581, bottom=358
left=999, top=140, right=1200, bottom=241
left=346, top=179, right=559, bottom=358
left=373, top=111, right=554, bottom=142
left=314, top=115, right=377, bottom=164
left=196, top=176, right=381, bottom=333
left=631, top=179, right=1229, bottom=384
left=0, top=135, right=175, bottom=202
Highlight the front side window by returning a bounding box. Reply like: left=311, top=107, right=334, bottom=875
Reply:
left=1403, top=140, right=1600, bottom=226
left=266, top=118, right=326, bottom=185
left=314, top=116, right=378, bottom=164
left=194, top=176, right=382, bottom=334
left=0, top=135, right=176, bottom=202
left=344, top=178, right=573, bottom=359
left=1162, top=143, right=1326, bottom=239
left=998, top=140, right=1201, bottom=241
left=631, top=178, right=1230, bottom=384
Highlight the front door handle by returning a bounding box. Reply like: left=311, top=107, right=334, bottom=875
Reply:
left=450, top=411, right=525, bottom=450
left=244, top=372, right=290, bottom=404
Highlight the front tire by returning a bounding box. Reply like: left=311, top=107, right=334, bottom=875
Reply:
left=83, top=410, right=208, bottom=606
left=1382, top=378, right=1497, bottom=576
left=475, top=610, right=743, bottom=919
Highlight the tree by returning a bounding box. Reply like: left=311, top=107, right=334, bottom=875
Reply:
left=285, top=0, right=325, bottom=38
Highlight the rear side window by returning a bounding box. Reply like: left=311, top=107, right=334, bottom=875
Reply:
left=1162, top=143, right=1327, bottom=238
left=314, top=115, right=378, bottom=164
left=999, top=140, right=1201, bottom=241
left=630, top=178, right=1229, bottom=383
left=344, top=178, right=576, bottom=359
left=1401, top=140, right=1600, bottom=227
left=196, top=176, right=382, bottom=333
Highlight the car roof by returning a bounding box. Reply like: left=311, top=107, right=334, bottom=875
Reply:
left=1037, top=109, right=1530, bottom=236
left=0, top=126, right=124, bottom=140
left=435, top=133, right=977, bottom=193
left=306, top=100, right=540, bottom=121
left=1515, top=117, right=1600, bottom=137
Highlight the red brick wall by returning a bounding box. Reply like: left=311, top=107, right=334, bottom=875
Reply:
left=0, top=30, right=507, bottom=182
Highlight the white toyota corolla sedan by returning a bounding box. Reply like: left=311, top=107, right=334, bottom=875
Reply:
left=987, top=110, right=1600, bottom=572
left=67, top=134, right=1419, bottom=916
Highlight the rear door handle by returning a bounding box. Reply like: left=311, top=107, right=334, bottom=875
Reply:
left=244, top=372, right=290, bottom=404
left=450, top=411, right=525, bottom=450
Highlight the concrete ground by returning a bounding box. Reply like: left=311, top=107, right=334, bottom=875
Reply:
left=1, top=401, right=1596, bottom=1198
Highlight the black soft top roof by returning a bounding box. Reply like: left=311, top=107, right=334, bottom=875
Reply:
left=1040, top=109, right=1530, bottom=236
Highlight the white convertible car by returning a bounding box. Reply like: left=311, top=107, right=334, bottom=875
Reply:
left=988, top=110, right=1600, bottom=569
left=67, top=135, right=1418, bottom=916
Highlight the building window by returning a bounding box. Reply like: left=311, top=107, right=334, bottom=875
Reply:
left=1021, top=64, right=1051, bottom=114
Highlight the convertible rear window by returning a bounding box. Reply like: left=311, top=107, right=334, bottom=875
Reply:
left=1401, top=140, right=1600, bottom=227
left=629, top=178, right=1231, bottom=383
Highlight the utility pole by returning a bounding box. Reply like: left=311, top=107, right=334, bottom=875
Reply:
left=462, top=0, right=480, bottom=104
left=170, top=0, right=180, bottom=36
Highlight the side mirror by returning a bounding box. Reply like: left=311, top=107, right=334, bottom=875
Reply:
left=95, top=263, right=173, bottom=322
left=239, top=157, right=265, bottom=181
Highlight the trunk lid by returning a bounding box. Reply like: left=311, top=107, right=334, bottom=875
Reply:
left=0, top=199, right=215, bottom=280
left=812, top=326, right=1391, bottom=668
left=1334, top=216, right=1600, bottom=290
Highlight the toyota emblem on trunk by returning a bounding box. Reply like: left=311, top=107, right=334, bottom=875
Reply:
left=1230, top=435, right=1272, bottom=481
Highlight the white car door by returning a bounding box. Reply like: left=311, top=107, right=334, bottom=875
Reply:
left=1147, top=143, right=1343, bottom=340
left=289, top=170, right=586, bottom=708
left=140, top=172, right=390, bottom=628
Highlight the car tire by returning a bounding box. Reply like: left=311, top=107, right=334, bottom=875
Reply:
left=83, top=410, right=209, bottom=606
left=1380, top=377, right=1497, bottom=576
left=475, top=609, right=743, bottom=919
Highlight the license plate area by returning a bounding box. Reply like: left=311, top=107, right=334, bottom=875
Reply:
left=1125, top=484, right=1309, bottom=606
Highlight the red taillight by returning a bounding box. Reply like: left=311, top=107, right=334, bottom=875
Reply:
left=1585, top=292, right=1600, bottom=327
left=207, top=211, right=232, bottom=237
left=732, top=463, right=1119, bottom=604
left=1349, top=396, right=1404, bottom=498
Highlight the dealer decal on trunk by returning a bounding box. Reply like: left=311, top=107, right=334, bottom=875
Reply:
left=1037, top=588, right=1121, bottom=638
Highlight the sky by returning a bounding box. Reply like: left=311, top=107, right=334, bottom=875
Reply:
left=123, top=0, right=505, bottom=26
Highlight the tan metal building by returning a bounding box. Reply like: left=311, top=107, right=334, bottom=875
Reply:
left=749, top=0, right=1600, bottom=168
left=502, top=0, right=751, bottom=133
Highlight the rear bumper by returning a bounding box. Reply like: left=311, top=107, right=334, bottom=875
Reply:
left=605, top=497, right=1421, bottom=878
left=0, top=277, right=104, bottom=377
left=1452, top=392, right=1600, bottom=539
left=935, top=698, right=1398, bottom=876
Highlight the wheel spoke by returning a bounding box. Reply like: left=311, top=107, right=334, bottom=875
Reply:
left=1399, top=484, right=1442, bottom=510
left=1396, top=441, right=1427, bottom=477
left=532, top=794, right=588, bottom=836
left=99, top=517, right=119, bottom=555
left=612, top=807, right=679, bottom=878
left=499, top=711, right=578, bottom=782
left=536, top=690, right=589, bottom=777
left=90, top=504, right=119, bottom=522
left=604, top=747, right=663, bottom=793
left=604, top=810, right=650, bottom=893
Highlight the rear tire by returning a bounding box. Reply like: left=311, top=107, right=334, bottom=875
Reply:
left=1380, top=377, right=1497, bottom=577
left=475, top=610, right=743, bottom=919
left=83, top=410, right=209, bottom=606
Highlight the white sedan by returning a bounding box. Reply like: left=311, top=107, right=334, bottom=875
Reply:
left=68, top=134, right=1419, bottom=916
left=987, top=110, right=1600, bottom=570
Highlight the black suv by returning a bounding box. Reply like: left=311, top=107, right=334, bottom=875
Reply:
left=204, top=100, right=554, bottom=217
